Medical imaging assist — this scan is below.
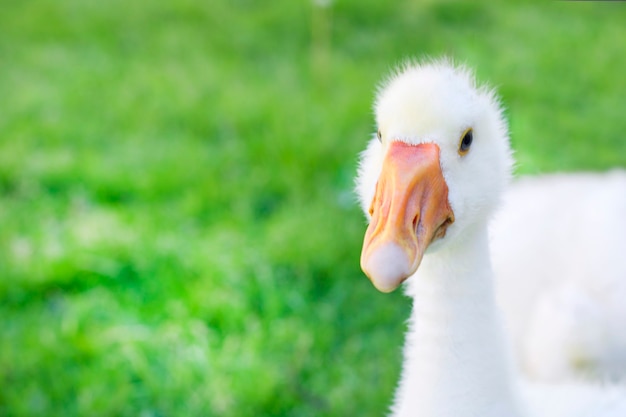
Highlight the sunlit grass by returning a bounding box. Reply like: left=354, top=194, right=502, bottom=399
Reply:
left=1, top=1, right=625, bottom=416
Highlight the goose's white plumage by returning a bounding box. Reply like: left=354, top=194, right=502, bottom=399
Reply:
left=356, top=59, right=626, bottom=417
left=491, top=171, right=626, bottom=382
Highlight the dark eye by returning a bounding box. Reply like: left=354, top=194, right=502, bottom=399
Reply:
left=377, top=130, right=382, bottom=142
left=458, top=128, right=473, bottom=156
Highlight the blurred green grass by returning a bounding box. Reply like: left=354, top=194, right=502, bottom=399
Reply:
left=1, top=1, right=625, bottom=416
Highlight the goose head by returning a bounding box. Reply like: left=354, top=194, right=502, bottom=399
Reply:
left=356, top=60, right=512, bottom=292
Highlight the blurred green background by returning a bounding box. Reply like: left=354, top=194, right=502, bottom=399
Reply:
left=1, top=1, right=625, bottom=416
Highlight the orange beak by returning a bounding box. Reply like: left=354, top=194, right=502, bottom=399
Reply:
left=360, top=141, right=454, bottom=292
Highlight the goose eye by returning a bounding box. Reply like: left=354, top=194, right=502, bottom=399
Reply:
left=458, top=128, right=473, bottom=156
left=377, top=130, right=382, bottom=142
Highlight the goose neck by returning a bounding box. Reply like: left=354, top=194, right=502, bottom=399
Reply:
left=393, top=226, right=525, bottom=417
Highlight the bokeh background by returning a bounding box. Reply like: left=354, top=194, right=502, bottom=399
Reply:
left=1, top=1, right=625, bottom=416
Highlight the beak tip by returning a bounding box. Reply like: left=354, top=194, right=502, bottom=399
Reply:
left=371, top=280, right=401, bottom=293
left=361, top=242, right=413, bottom=293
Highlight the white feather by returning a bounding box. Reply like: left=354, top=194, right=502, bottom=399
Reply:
left=491, top=171, right=626, bottom=382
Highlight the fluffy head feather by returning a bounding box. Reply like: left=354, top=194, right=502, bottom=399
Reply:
left=357, top=58, right=513, bottom=249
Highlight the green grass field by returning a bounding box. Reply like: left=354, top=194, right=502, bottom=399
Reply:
left=1, top=1, right=625, bottom=416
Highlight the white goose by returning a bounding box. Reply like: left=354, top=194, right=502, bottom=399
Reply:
left=355, top=59, right=626, bottom=417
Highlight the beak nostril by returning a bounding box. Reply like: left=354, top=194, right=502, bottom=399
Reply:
left=412, top=215, right=419, bottom=233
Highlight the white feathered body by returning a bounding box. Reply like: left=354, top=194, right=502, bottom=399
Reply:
left=522, top=381, right=626, bottom=417
left=491, top=170, right=626, bottom=382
